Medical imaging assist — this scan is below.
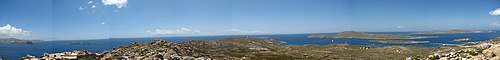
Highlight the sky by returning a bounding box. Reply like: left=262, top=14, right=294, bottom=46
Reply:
left=0, top=0, right=499, bottom=40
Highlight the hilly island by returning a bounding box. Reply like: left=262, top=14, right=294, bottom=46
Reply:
left=308, top=31, right=437, bottom=39
left=0, top=38, right=42, bottom=44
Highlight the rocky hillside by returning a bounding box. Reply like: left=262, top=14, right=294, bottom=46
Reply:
left=100, top=37, right=291, bottom=60
left=419, top=38, right=500, bottom=60
left=100, top=37, right=444, bottom=60
left=31, top=37, right=500, bottom=60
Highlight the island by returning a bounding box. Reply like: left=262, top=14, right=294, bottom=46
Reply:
left=453, top=38, right=472, bottom=42
left=411, top=30, right=495, bottom=34
left=308, top=31, right=437, bottom=39
left=0, top=38, right=42, bottom=44
left=70, top=42, right=91, bottom=45
left=368, top=40, right=429, bottom=44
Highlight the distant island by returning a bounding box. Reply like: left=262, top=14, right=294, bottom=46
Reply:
left=308, top=31, right=437, bottom=39
left=0, top=38, right=42, bottom=44
left=70, top=42, right=91, bottom=45
left=453, top=38, right=472, bottom=42
left=368, top=40, right=429, bottom=44
left=411, top=30, right=495, bottom=34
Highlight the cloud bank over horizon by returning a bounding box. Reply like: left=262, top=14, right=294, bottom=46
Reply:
left=0, top=24, right=30, bottom=38
left=223, top=28, right=262, bottom=34
left=147, top=28, right=201, bottom=36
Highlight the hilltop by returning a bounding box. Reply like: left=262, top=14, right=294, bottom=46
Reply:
left=23, top=37, right=448, bottom=60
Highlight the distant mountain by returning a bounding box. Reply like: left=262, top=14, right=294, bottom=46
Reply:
left=0, top=38, right=42, bottom=44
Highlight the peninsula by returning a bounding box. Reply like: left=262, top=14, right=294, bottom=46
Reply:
left=0, top=38, right=42, bottom=44
left=411, top=30, right=495, bottom=34
left=308, top=31, right=436, bottom=39
left=368, top=40, right=429, bottom=44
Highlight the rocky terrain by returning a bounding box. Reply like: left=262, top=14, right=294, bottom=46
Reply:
left=369, top=40, right=429, bottom=44
left=0, top=38, right=42, bottom=44
left=86, top=37, right=444, bottom=60
left=21, top=50, right=100, bottom=60
left=308, top=31, right=436, bottom=39
left=412, top=30, right=495, bottom=34
left=418, top=38, right=500, bottom=60
left=23, top=37, right=500, bottom=60
left=100, top=37, right=290, bottom=60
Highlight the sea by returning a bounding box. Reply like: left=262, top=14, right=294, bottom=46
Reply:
left=1, top=31, right=499, bottom=60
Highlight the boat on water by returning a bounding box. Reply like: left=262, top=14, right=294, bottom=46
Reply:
left=453, top=38, right=471, bottom=42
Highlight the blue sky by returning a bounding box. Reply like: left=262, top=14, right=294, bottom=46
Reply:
left=0, top=0, right=499, bottom=40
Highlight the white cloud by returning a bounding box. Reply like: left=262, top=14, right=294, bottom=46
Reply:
left=397, top=26, right=405, bottom=29
left=490, top=8, right=500, bottom=16
left=147, top=28, right=201, bottom=36
left=79, top=7, right=84, bottom=10
left=91, top=5, right=97, bottom=8
left=0, top=24, right=30, bottom=37
left=88, top=1, right=93, bottom=4
left=101, top=22, right=106, bottom=24
left=102, top=0, right=127, bottom=8
left=223, top=28, right=261, bottom=34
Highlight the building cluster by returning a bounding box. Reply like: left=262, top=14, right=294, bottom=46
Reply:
left=21, top=50, right=99, bottom=60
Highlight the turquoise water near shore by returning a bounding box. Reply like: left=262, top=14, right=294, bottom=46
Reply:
left=1, top=32, right=499, bottom=60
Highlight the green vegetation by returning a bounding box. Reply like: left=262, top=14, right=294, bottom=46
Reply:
left=1, top=58, right=8, bottom=60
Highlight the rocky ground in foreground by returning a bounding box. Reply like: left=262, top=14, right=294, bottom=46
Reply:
left=418, top=38, right=500, bottom=60
left=22, top=37, right=500, bottom=60
left=99, top=37, right=446, bottom=60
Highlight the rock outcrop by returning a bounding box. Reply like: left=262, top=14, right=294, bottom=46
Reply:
left=100, top=37, right=443, bottom=60
left=421, top=38, right=500, bottom=60
left=23, top=37, right=459, bottom=60
left=100, top=37, right=288, bottom=60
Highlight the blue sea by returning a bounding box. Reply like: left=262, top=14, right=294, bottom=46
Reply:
left=1, top=32, right=499, bottom=60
